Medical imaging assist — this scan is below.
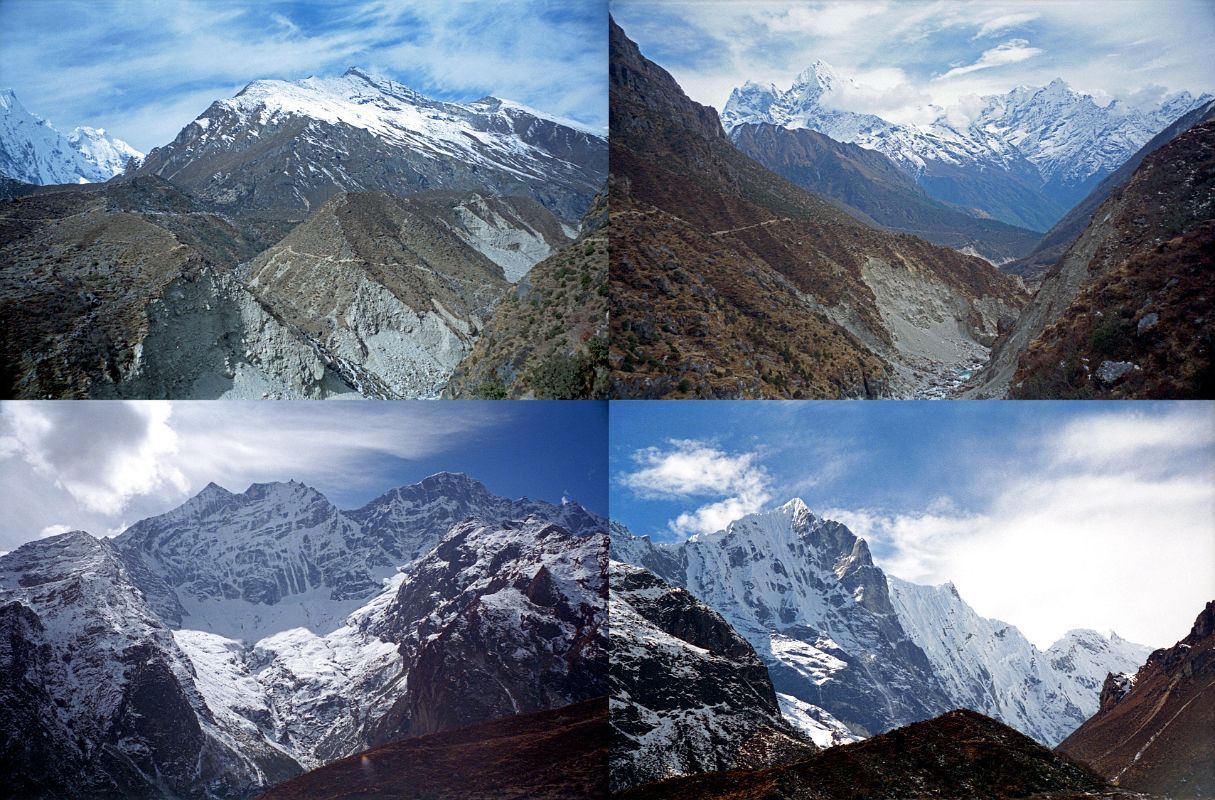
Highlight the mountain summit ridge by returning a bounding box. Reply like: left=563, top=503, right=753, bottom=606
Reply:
left=612, top=497, right=1150, bottom=749
left=722, top=65, right=1211, bottom=229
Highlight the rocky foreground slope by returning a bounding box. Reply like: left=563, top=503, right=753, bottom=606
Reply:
left=444, top=191, right=609, bottom=399
left=0, top=473, right=608, bottom=799
left=972, top=119, right=1215, bottom=399
left=608, top=18, right=1025, bottom=399
left=256, top=698, right=608, bottom=800
left=1058, top=601, right=1215, bottom=798
left=617, top=709, right=1132, bottom=800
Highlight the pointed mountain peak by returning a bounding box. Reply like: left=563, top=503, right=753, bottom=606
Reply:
left=795, top=59, right=837, bottom=89
left=1040, top=77, right=1077, bottom=99
left=778, top=497, right=813, bottom=517
left=198, top=480, right=233, bottom=497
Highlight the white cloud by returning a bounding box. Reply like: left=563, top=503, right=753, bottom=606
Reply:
left=38, top=524, right=74, bottom=539
left=0, top=401, right=508, bottom=550
left=765, top=3, right=888, bottom=37
left=831, top=408, right=1215, bottom=650
left=3, top=402, right=188, bottom=516
left=937, top=38, right=1044, bottom=80
left=620, top=440, right=772, bottom=538
left=973, top=12, right=1039, bottom=40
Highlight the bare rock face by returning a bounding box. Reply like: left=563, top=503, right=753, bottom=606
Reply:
left=609, top=561, right=815, bottom=792
left=1058, top=601, right=1215, bottom=798
left=368, top=520, right=608, bottom=742
left=612, top=501, right=949, bottom=739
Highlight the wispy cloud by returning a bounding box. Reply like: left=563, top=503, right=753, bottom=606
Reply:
left=0, top=0, right=605, bottom=152
left=937, top=38, right=1043, bottom=80
left=972, top=12, right=1039, bottom=40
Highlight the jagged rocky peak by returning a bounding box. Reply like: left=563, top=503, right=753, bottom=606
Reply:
left=609, top=560, right=815, bottom=791
left=0, top=529, right=113, bottom=583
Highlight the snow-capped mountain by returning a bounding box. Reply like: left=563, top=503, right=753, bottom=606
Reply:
left=132, top=67, right=606, bottom=223
left=112, top=471, right=603, bottom=640
left=0, top=89, right=141, bottom=185
left=1, top=473, right=607, bottom=798
left=613, top=499, right=952, bottom=738
left=68, top=125, right=142, bottom=177
left=611, top=499, right=1150, bottom=748
left=722, top=66, right=1211, bottom=229
left=888, top=577, right=1150, bottom=745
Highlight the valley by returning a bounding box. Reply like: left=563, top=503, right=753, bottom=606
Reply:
left=607, top=16, right=1213, bottom=399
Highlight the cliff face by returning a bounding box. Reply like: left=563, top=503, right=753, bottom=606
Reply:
left=1057, top=602, right=1215, bottom=798
left=971, top=119, right=1215, bottom=399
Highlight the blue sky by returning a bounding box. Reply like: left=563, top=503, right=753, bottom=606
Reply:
left=611, top=401, right=1215, bottom=649
left=0, top=0, right=607, bottom=152
left=611, top=1, right=1215, bottom=126
left=0, top=400, right=607, bottom=549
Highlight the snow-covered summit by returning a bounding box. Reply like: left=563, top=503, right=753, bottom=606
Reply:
left=67, top=125, right=142, bottom=177
left=109, top=472, right=605, bottom=641
left=196, top=66, right=599, bottom=177
left=0, top=89, right=141, bottom=185
left=133, top=66, right=606, bottom=223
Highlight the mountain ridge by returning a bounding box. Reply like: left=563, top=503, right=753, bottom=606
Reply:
left=722, top=64, right=1210, bottom=230
left=611, top=498, right=1150, bottom=749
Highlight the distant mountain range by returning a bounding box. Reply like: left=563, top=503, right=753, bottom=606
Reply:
left=0, top=89, right=141, bottom=185
left=0, top=473, right=607, bottom=799
left=722, top=64, right=1210, bottom=232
